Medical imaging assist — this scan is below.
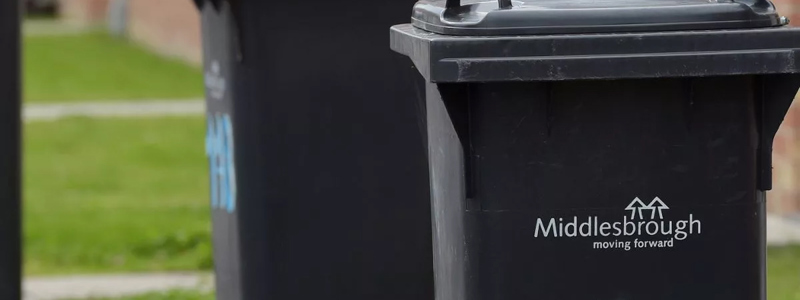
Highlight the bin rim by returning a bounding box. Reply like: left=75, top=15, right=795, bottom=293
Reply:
left=390, top=24, right=800, bottom=82
left=411, top=0, right=783, bottom=36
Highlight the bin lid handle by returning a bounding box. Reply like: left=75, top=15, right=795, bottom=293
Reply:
left=446, top=0, right=512, bottom=9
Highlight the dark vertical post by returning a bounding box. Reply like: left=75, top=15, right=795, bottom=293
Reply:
left=0, top=0, right=22, bottom=299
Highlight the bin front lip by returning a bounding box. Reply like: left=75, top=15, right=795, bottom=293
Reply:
left=390, top=24, right=800, bottom=82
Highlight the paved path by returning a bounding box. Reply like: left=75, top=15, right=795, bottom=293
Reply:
left=23, top=20, right=94, bottom=37
left=24, top=100, right=205, bottom=122
left=768, top=214, right=800, bottom=245
left=23, top=273, right=213, bottom=300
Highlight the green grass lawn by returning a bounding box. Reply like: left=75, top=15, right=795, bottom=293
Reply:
left=769, top=246, right=800, bottom=299
left=24, top=117, right=210, bottom=275
left=24, top=31, right=203, bottom=102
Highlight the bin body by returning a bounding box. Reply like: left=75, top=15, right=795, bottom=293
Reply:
left=198, top=1, right=433, bottom=299
left=0, top=1, right=21, bottom=299
left=392, top=1, right=800, bottom=298
left=423, top=77, right=774, bottom=300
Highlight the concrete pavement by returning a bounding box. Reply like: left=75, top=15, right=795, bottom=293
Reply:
left=768, top=214, right=800, bottom=245
left=24, top=99, right=204, bottom=121
left=23, top=20, right=94, bottom=37
left=23, top=273, right=213, bottom=300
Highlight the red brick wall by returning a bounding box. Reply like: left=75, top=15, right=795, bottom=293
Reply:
left=58, top=0, right=110, bottom=25
left=127, top=0, right=202, bottom=65
left=774, top=0, right=800, bottom=26
left=772, top=108, right=800, bottom=214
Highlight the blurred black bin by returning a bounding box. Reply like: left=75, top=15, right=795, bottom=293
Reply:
left=392, top=0, right=800, bottom=299
left=194, top=0, right=433, bottom=299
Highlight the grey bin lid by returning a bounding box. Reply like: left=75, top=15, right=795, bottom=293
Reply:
left=411, top=0, right=784, bottom=35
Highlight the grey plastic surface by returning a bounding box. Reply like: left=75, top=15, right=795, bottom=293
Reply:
left=412, top=0, right=782, bottom=35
